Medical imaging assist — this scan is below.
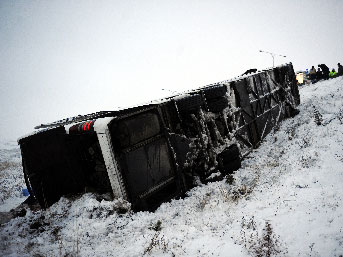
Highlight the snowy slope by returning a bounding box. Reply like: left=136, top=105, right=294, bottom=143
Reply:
left=0, top=140, right=25, bottom=212
left=1, top=77, right=343, bottom=257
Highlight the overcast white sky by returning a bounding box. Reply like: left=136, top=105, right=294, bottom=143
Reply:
left=0, top=0, right=342, bottom=140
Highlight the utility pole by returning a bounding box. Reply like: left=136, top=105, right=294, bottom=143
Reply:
left=259, top=50, right=286, bottom=67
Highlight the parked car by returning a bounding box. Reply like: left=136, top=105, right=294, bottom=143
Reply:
left=18, top=63, right=300, bottom=211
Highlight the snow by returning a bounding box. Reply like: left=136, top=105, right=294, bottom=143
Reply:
left=16, top=128, right=52, bottom=142
left=0, top=140, right=26, bottom=211
left=1, top=77, right=343, bottom=256
left=0, top=197, right=25, bottom=213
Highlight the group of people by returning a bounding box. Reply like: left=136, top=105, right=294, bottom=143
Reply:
left=308, top=63, right=343, bottom=82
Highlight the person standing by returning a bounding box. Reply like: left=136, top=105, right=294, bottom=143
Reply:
left=316, top=67, right=323, bottom=81
left=318, top=64, right=330, bottom=80
left=309, top=66, right=316, bottom=81
left=338, top=63, right=343, bottom=76
left=329, top=69, right=337, bottom=78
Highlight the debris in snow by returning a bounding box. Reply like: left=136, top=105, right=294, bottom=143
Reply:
left=313, top=106, right=323, bottom=125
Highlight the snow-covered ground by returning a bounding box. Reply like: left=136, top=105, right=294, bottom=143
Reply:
left=0, top=140, right=25, bottom=212
left=1, top=77, right=343, bottom=257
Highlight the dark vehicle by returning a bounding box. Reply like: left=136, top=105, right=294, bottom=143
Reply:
left=18, top=63, right=300, bottom=211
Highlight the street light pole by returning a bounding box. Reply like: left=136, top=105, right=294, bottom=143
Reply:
left=259, top=50, right=286, bottom=67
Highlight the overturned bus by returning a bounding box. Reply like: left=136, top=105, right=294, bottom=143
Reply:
left=18, top=63, right=300, bottom=211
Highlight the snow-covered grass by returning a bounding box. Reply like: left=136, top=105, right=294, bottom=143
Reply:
left=1, top=77, right=343, bottom=256
left=0, top=140, right=25, bottom=212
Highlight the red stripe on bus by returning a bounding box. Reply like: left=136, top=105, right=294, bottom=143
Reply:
left=87, top=121, right=92, bottom=130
